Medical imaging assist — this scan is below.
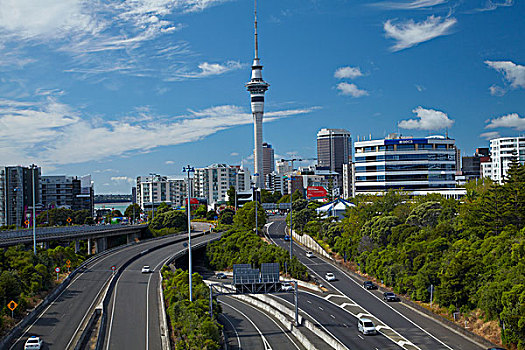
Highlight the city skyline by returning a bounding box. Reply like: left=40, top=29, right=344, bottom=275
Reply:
left=0, top=0, right=523, bottom=193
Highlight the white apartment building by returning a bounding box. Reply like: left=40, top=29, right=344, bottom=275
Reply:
left=193, top=164, right=251, bottom=206
left=136, top=175, right=186, bottom=210
left=489, top=136, right=525, bottom=183
left=481, top=161, right=492, bottom=179
left=354, top=134, right=457, bottom=195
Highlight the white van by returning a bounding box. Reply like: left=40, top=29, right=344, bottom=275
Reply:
left=357, top=317, right=377, bottom=335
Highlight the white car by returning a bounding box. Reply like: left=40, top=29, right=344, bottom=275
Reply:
left=141, top=265, right=151, bottom=273
left=325, top=272, right=336, bottom=281
left=24, top=336, right=43, bottom=350
left=357, top=317, right=377, bottom=335
left=281, top=282, right=294, bottom=292
left=306, top=251, right=314, bottom=258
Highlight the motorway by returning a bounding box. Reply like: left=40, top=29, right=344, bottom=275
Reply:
left=9, top=229, right=218, bottom=350
left=268, top=217, right=484, bottom=350
left=102, top=232, right=221, bottom=349
left=219, top=295, right=304, bottom=350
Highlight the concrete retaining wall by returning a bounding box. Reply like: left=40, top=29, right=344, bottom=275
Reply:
left=292, top=230, right=332, bottom=260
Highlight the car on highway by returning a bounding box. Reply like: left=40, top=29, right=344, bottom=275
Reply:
left=383, top=292, right=399, bottom=302
left=357, top=317, right=377, bottom=335
left=306, top=251, right=314, bottom=258
left=281, top=282, right=294, bottom=292
left=216, top=272, right=227, bottom=279
left=141, top=265, right=151, bottom=273
left=283, top=235, right=290, bottom=241
left=325, top=272, right=336, bottom=281
left=363, top=281, right=377, bottom=290
left=24, top=336, right=43, bottom=350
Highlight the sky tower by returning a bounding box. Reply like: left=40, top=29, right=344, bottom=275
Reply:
left=246, top=0, right=269, bottom=189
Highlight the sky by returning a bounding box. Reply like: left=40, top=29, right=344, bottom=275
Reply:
left=0, top=0, right=523, bottom=194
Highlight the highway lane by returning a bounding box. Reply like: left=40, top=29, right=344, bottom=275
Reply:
left=103, top=232, right=222, bottom=350
left=268, top=218, right=483, bottom=350
left=9, top=231, right=211, bottom=350
left=275, top=290, right=400, bottom=350
left=219, top=296, right=304, bottom=350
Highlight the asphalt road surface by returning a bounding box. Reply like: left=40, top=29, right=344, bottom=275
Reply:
left=103, top=232, right=222, bottom=350
left=268, top=217, right=484, bottom=350
left=9, top=231, right=216, bottom=350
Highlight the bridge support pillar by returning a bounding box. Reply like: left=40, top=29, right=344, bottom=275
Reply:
left=127, top=231, right=140, bottom=244
left=87, top=239, right=92, bottom=255
left=74, top=240, right=80, bottom=253
left=95, top=237, right=108, bottom=254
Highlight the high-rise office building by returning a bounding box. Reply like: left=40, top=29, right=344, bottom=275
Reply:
left=246, top=1, right=269, bottom=188
left=262, top=142, right=275, bottom=185
left=276, top=160, right=292, bottom=175
left=488, top=136, right=525, bottom=183
left=316, top=128, right=352, bottom=186
left=0, top=165, right=41, bottom=227
left=193, top=164, right=251, bottom=206
left=354, top=134, right=457, bottom=194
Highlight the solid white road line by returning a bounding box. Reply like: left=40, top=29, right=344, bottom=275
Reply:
left=229, top=297, right=301, bottom=350
left=220, top=300, right=272, bottom=350
left=219, top=313, right=242, bottom=350
left=12, top=247, right=125, bottom=350
left=271, top=221, right=451, bottom=350
left=146, top=254, right=175, bottom=350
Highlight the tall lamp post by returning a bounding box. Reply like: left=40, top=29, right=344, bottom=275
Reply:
left=148, top=173, right=159, bottom=223
left=183, top=165, right=195, bottom=302
left=29, top=164, right=37, bottom=255
left=252, top=174, right=259, bottom=234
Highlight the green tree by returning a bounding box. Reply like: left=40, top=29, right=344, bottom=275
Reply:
left=124, top=203, right=142, bottom=223
left=233, top=201, right=266, bottom=232
left=227, top=186, right=237, bottom=207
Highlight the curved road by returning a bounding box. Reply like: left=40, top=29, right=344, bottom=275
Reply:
left=268, top=217, right=484, bottom=350
left=9, top=230, right=215, bottom=350
left=103, top=232, right=221, bottom=349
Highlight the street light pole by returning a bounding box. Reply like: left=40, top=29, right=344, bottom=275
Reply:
left=30, top=164, right=37, bottom=255
left=288, top=160, right=294, bottom=260
left=183, top=165, right=195, bottom=302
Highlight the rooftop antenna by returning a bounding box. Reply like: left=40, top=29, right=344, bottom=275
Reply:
left=254, top=0, right=258, bottom=59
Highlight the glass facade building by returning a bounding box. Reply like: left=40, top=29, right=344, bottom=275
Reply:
left=354, top=135, right=456, bottom=193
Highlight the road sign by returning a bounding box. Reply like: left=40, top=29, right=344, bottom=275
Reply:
left=55, top=267, right=61, bottom=273
left=7, top=300, right=18, bottom=311
left=66, top=259, right=71, bottom=267
left=111, top=265, right=116, bottom=271
left=66, top=217, right=72, bottom=224
left=24, top=220, right=29, bottom=227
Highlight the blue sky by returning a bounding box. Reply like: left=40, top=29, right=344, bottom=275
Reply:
left=0, top=0, right=523, bottom=193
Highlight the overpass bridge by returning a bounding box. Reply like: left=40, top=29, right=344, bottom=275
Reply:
left=0, top=224, right=147, bottom=253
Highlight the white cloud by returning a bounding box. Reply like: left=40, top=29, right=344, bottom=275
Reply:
left=415, top=84, right=426, bottom=92
left=336, top=82, right=369, bottom=97
left=165, top=160, right=175, bottom=164
left=398, top=106, right=454, bottom=130
left=480, top=131, right=500, bottom=140
left=485, top=61, right=525, bottom=92
left=334, top=66, right=363, bottom=79
left=489, top=84, right=506, bottom=96
left=476, top=0, right=514, bottom=12
left=178, top=61, right=243, bottom=78
left=230, top=152, right=239, bottom=156
left=384, top=16, right=457, bottom=51
left=373, top=0, right=448, bottom=9
left=485, top=113, right=525, bottom=131
left=0, top=96, right=318, bottom=166
left=111, top=176, right=135, bottom=184
left=0, top=1, right=233, bottom=80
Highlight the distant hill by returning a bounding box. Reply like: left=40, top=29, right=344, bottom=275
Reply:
left=94, top=194, right=132, bottom=203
